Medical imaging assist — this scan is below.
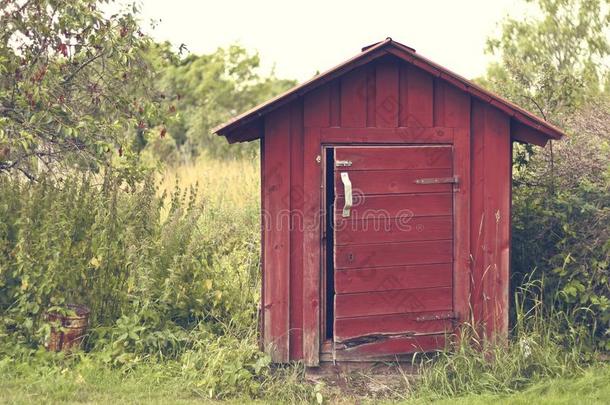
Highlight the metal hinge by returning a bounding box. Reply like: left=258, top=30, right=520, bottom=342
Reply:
left=335, top=160, right=352, bottom=167
left=415, top=175, right=459, bottom=185
left=416, top=312, right=459, bottom=322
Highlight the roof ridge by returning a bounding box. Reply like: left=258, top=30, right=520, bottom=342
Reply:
left=214, top=39, right=565, bottom=142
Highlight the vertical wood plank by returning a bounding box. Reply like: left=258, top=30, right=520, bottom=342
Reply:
left=304, top=84, right=330, bottom=128
left=398, top=63, right=409, bottom=126
left=406, top=65, right=434, bottom=127
left=470, top=99, right=486, bottom=330
left=508, top=140, right=514, bottom=336
left=259, top=135, right=265, bottom=351
left=432, top=77, right=472, bottom=334
left=453, top=127, right=471, bottom=329
left=375, top=59, right=400, bottom=127
left=329, top=80, right=341, bottom=127
left=483, top=106, right=511, bottom=340
left=444, top=86, right=471, bottom=329
left=433, top=79, right=446, bottom=127
left=289, top=101, right=304, bottom=360
left=263, top=106, right=292, bottom=362
left=340, top=68, right=367, bottom=127
left=302, top=77, right=329, bottom=365
left=366, top=65, right=376, bottom=127
left=302, top=127, right=322, bottom=366
left=471, top=101, right=511, bottom=341
left=444, top=83, right=471, bottom=128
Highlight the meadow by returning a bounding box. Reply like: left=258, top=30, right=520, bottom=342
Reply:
left=0, top=157, right=608, bottom=404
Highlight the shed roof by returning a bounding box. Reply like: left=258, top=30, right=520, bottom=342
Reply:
left=214, top=38, right=565, bottom=144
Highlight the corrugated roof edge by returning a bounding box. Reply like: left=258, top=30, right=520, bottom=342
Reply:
left=213, top=38, right=565, bottom=142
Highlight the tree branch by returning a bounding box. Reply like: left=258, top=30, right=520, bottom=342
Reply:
left=62, top=52, right=106, bottom=84
left=526, top=96, right=548, bottom=121
left=17, top=166, right=36, bottom=181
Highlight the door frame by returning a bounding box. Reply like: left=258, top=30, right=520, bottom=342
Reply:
left=301, top=127, right=471, bottom=366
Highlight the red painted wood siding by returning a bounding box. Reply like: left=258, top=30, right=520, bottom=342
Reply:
left=262, top=107, right=291, bottom=362
left=289, top=101, right=304, bottom=360
left=471, top=100, right=511, bottom=340
left=260, top=54, right=510, bottom=364
left=333, top=335, right=446, bottom=360
left=433, top=80, right=472, bottom=339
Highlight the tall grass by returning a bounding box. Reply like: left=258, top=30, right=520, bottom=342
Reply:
left=158, top=157, right=260, bottom=215
left=411, top=277, right=595, bottom=399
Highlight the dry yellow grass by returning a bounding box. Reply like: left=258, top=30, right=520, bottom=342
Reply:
left=158, top=157, right=260, bottom=212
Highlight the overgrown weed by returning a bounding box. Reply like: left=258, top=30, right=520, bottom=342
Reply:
left=411, top=277, right=595, bottom=400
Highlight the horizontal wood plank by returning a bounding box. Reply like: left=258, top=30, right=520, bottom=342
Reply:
left=330, top=144, right=456, bottom=358
left=335, top=168, right=453, bottom=195
left=335, top=240, right=453, bottom=269
left=335, top=263, right=452, bottom=294
left=334, top=215, right=453, bottom=245
left=320, top=127, right=454, bottom=144
left=333, top=335, right=446, bottom=358
left=335, top=193, right=452, bottom=219
left=335, top=312, right=453, bottom=342
left=335, top=146, right=452, bottom=170
left=335, top=287, right=452, bottom=318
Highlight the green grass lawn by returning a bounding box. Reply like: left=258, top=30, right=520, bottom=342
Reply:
left=0, top=361, right=249, bottom=404
left=2, top=361, right=609, bottom=404
left=420, top=364, right=610, bottom=405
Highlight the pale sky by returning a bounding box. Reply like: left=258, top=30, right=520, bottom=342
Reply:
left=138, top=0, right=528, bottom=82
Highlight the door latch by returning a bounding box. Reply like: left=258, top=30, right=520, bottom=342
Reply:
left=336, top=160, right=352, bottom=167
left=414, top=176, right=459, bottom=185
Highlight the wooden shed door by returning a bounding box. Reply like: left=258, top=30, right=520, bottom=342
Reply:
left=332, top=145, right=455, bottom=358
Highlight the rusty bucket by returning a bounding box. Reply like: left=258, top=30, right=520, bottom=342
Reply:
left=45, top=304, right=90, bottom=352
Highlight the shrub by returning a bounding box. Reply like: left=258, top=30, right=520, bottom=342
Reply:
left=511, top=99, right=610, bottom=350
left=0, top=158, right=260, bottom=363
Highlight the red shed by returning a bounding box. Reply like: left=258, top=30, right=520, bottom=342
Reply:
left=215, top=38, right=565, bottom=365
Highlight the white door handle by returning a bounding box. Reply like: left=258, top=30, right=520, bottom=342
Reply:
left=340, top=172, right=352, bottom=218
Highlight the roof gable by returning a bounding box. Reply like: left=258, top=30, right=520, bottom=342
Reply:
left=214, top=38, right=565, bottom=144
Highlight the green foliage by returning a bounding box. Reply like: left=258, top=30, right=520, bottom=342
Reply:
left=0, top=0, right=172, bottom=181
left=0, top=1, right=296, bottom=172
left=152, top=45, right=296, bottom=161
left=512, top=99, right=610, bottom=350
left=0, top=169, right=257, bottom=358
left=0, top=166, right=301, bottom=401
left=482, top=0, right=609, bottom=119
left=1, top=0, right=608, bottom=402
left=413, top=279, right=593, bottom=399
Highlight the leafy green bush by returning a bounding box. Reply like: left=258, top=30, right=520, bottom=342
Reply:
left=156, top=45, right=296, bottom=160
left=0, top=169, right=260, bottom=364
left=511, top=100, right=610, bottom=350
